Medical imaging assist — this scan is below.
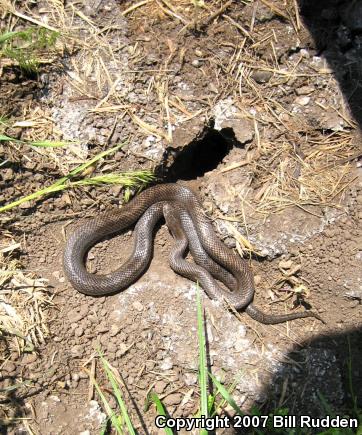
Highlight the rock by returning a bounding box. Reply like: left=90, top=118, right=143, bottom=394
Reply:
left=184, top=372, right=198, bottom=386
left=71, top=373, right=80, bottom=382
left=159, top=357, right=173, bottom=371
left=251, top=70, right=273, bottom=83
left=70, top=345, right=84, bottom=358
left=295, top=96, right=310, bottom=106
left=320, top=111, right=344, bottom=131
left=154, top=380, right=168, bottom=394
left=296, top=86, right=314, bottom=95
left=74, top=326, right=84, bottom=337
left=222, top=118, right=254, bottom=144
left=2, top=168, right=14, bottom=181
left=19, top=200, right=34, bottom=209
left=132, top=301, right=144, bottom=312
left=163, top=393, right=182, bottom=406
left=192, top=59, right=201, bottom=67
left=279, top=259, right=293, bottom=269
left=110, top=324, right=121, bottom=336
left=233, top=337, right=250, bottom=352
left=254, top=275, right=262, bottom=286
left=3, top=361, right=16, bottom=373
left=22, top=353, right=37, bottom=364
left=116, top=343, right=128, bottom=357
left=213, top=98, right=254, bottom=144
left=224, top=237, right=236, bottom=248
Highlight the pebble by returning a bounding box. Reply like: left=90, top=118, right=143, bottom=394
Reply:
left=163, top=393, right=182, bottom=406
left=116, top=343, right=128, bottom=357
left=3, top=168, right=14, bottom=181
left=19, top=200, right=33, bottom=209
left=110, top=324, right=122, bottom=336
left=159, top=357, right=173, bottom=371
left=70, top=345, right=84, bottom=358
left=184, top=372, right=198, bottom=386
left=154, top=380, right=168, bottom=394
left=279, top=259, right=293, bottom=269
left=191, top=59, right=201, bottom=67
left=132, top=301, right=144, bottom=312
left=68, top=306, right=88, bottom=323
left=74, top=326, right=84, bottom=337
left=254, top=275, right=262, bottom=286
left=110, top=185, right=122, bottom=197
left=22, top=353, right=37, bottom=364
left=213, top=367, right=226, bottom=383
left=295, top=96, right=310, bottom=106
left=251, top=70, right=272, bottom=83
left=296, top=86, right=314, bottom=96
left=3, top=361, right=16, bottom=373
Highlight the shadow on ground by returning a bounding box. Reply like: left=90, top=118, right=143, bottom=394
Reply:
left=298, top=0, right=362, bottom=133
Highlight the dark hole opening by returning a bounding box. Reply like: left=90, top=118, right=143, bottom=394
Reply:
left=157, top=125, right=239, bottom=182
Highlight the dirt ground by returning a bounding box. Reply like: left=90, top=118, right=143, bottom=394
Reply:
left=0, top=1, right=361, bottom=434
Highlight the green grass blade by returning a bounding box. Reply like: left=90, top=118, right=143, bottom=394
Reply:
left=0, top=184, right=64, bottom=213
left=0, top=31, right=22, bottom=44
left=208, top=372, right=243, bottom=416
left=0, top=134, right=19, bottom=142
left=0, top=142, right=127, bottom=213
left=0, top=133, right=75, bottom=147
left=55, top=142, right=126, bottom=185
left=196, top=283, right=208, bottom=419
left=86, top=368, right=123, bottom=434
left=98, top=351, right=136, bottom=435
left=146, top=392, right=173, bottom=435
left=29, top=140, right=74, bottom=147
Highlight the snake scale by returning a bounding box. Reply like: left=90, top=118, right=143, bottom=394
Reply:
left=63, top=184, right=323, bottom=324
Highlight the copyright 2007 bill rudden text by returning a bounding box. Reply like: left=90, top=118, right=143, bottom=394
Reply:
left=155, top=414, right=358, bottom=431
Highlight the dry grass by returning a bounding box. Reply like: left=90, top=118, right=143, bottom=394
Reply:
left=252, top=131, right=357, bottom=214
left=0, top=243, right=53, bottom=357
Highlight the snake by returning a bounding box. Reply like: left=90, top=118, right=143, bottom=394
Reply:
left=63, top=183, right=323, bottom=324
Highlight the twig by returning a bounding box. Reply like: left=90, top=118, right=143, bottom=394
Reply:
left=11, top=9, right=59, bottom=32
left=222, top=14, right=254, bottom=41
left=202, top=0, right=233, bottom=27
left=88, top=358, right=96, bottom=401
left=122, top=0, right=151, bottom=16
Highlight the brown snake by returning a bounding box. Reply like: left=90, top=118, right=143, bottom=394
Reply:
left=63, top=184, right=323, bottom=324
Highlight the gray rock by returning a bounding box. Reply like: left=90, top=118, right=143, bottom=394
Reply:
left=251, top=70, right=272, bottom=84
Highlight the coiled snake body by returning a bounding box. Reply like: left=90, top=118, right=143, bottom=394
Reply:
left=63, top=184, right=323, bottom=324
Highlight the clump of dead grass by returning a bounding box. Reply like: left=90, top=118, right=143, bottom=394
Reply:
left=253, top=131, right=357, bottom=214
left=0, top=242, right=53, bottom=357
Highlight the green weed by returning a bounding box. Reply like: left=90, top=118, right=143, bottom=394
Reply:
left=88, top=350, right=136, bottom=435
left=0, top=133, right=74, bottom=148
left=0, top=142, right=155, bottom=213
left=0, top=27, right=58, bottom=72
